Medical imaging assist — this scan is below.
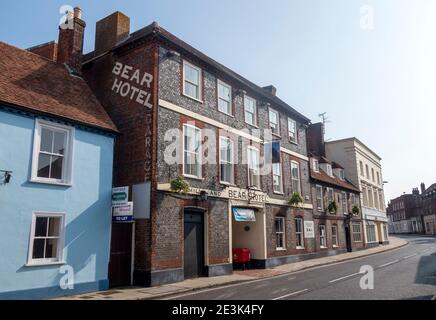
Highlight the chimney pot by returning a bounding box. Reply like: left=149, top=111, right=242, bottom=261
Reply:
left=74, top=7, right=82, bottom=20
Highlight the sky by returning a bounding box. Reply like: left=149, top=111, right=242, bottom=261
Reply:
left=1, top=0, right=435, bottom=202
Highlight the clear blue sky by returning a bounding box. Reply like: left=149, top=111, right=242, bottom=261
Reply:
left=1, top=0, right=435, bottom=202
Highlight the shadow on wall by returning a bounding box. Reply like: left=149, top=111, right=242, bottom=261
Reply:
left=15, top=130, right=112, bottom=298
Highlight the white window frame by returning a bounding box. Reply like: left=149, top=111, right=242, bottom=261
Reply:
left=366, top=221, right=377, bottom=243
left=319, top=225, right=327, bottom=248
left=326, top=164, right=333, bottom=177
left=312, top=158, right=319, bottom=173
left=332, top=225, right=338, bottom=247
left=376, top=171, right=380, bottom=185
left=287, top=118, right=298, bottom=143
left=362, top=186, right=368, bottom=207
left=219, top=136, right=234, bottom=185
left=359, top=161, right=364, bottom=176
left=327, top=187, right=334, bottom=202
left=183, top=123, right=202, bottom=179
left=31, top=119, right=74, bottom=186
left=371, top=168, right=375, bottom=182
left=316, top=185, right=324, bottom=211
left=272, top=162, right=283, bottom=194
left=247, top=146, right=260, bottom=189
left=291, top=161, right=301, bottom=194
left=244, top=95, right=257, bottom=126
left=295, top=218, right=304, bottom=249
left=365, top=164, right=370, bottom=179
left=339, top=169, right=345, bottom=180
left=217, top=79, right=232, bottom=115
left=275, top=216, right=286, bottom=250
left=27, top=212, right=66, bottom=266
left=352, top=223, right=362, bottom=242
left=341, top=191, right=347, bottom=214
left=183, top=60, right=202, bottom=102
left=269, top=107, right=280, bottom=136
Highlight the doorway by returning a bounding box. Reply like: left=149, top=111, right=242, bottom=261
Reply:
left=108, top=223, right=133, bottom=287
left=184, top=208, right=205, bottom=279
left=344, top=224, right=352, bottom=252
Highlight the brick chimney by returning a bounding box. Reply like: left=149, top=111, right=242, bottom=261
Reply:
left=421, top=182, right=426, bottom=194
left=263, top=85, right=277, bottom=96
left=57, top=7, right=86, bottom=75
left=412, top=187, right=419, bottom=195
left=95, top=11, right=130, bottom=55
left=307, top=122, right=325, bottom=157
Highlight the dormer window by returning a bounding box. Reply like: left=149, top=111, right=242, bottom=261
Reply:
left=312, top=158, right=319, bottom=173
left=339, top=169, right=345, bottom=180
left=326, top=164, right=333, bottom=177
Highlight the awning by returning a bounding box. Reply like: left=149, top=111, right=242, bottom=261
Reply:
left=233, top=207, right=256, bottom=222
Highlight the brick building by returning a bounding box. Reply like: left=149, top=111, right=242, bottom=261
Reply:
left=387, top=183, right=436, bottom=235
left=386, top=188, right=421, bottom=234
left=77, top=11, right=371, bottom=287
left=307, top=123, right=364, bottom=252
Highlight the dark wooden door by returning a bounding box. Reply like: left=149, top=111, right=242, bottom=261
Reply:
left=184, top=210, right=204, bottom=279
left=345, top=225, right=352, bottom=252
left=109, top=223, right=133, bottom=287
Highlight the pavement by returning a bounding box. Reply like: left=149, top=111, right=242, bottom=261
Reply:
left=57, top=236, right=408, bottom=300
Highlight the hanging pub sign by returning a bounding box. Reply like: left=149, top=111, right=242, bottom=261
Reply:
left=113, top=202, right=134, bottom=223
left=232, top=207, right=256, bottom=222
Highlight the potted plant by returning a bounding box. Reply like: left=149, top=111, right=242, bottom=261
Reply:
left=170, top=176, right=190, bottom=194
left=327, top=200, right=338, bottom=214
left=352, top=205, right=360, bottom=216
left=289, top=192, right=304, bottom=207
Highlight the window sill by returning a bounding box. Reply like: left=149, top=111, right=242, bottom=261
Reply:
left=289, top=139, right=298, bottom=145
left=220, top=181, right=236, bottom=187
left=25, top=261, right=66, bottom=267
left=272, top=133, right=281, bottom=139
left=296, top=246, right=305, bottom=250
left=276, top=248, right=287, bottom=251
left=218, top=110, right=234, bottom=118
left=320, top=246, right=328, bottom=249
left=30, top=178, right=72, bottom=187
left=333, top=245, right=339, bottom=248
left=183, top=175, right=204, bottom=181
left=182, top=93, right=203, bottom=104
left=244, top=122, right=259, bottom=129
left=273, top=191, right=285, bottom=195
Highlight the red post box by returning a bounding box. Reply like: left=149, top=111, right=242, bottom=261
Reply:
left=232, top=248, right=251, bottom=263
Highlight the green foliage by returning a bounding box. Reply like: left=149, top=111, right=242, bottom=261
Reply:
left=289, top=192, right=304, bottom=207
left=327, top=200, right=338, bottom=213
left=170, top=176, right=190, bottom=194
left=352, top=205, right=360, bottom=215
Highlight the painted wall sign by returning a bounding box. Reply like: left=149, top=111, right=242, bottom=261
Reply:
left=113, top=202, right=133, bottom=222
left=233, top=208, right=256, bottom=222
left=112, top=186, right=129, bottom=207
left=111, top=62, right=153, bottom=109
left=304, top=221, right=315, bottom=238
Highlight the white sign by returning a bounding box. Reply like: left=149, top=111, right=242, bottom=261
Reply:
left=304, top=221, right=315, bottom=238
left=112, top=186, right=129, bottom=207
left=113, top=202, right=133, bottom=222
left=111, top=62, right=153, bottom=108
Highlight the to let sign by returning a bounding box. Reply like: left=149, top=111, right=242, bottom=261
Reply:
left=113, top=202, right=133, bottom=223
left=112, top=186, right=129, bottom=207
left=304, top=221, right=315, bottom=238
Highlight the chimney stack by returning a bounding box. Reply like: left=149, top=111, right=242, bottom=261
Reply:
left=57, top=7, right=86, bottom=75
left=420, top=182, right=426, bottom=194
left=307, top=122, right=325, bottom=157
left=262, top=85, right=277, bottom=96
left=412, top=187, right=419, bottom=195
left=95, top=11, right=130, bottom=55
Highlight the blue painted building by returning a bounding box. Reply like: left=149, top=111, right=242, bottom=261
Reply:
left=0, top=39, right=118, bottom=299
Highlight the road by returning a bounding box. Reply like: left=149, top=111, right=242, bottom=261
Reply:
left=165, top=235, right=436, bottom=300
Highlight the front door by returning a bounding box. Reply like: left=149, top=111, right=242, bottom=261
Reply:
left=345, top=225, right=352, bottom=252
left=184, top=209, right=204, bottom=279
left=109, top=223, right=133, bottom=287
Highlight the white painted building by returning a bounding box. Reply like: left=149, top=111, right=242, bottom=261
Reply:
left=325, top=138, right=389, bottom=247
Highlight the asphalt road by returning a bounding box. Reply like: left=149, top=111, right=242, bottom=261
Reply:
left=165, top=235, right=436, bottom=300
